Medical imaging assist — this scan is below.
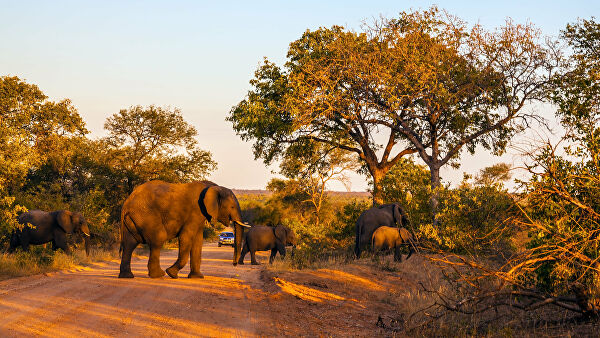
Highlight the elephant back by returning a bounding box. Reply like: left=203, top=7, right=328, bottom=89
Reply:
left=18, top=210, right=50, bottom=225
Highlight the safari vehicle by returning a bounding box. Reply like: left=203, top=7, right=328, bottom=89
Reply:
left=218, top=231, right=234, bottom=247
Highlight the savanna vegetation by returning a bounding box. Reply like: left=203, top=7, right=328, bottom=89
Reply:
left=1, top=5, right=598, bottom=335
left=0, top=76, right=217, bottom=275
left=228, top=7, right=600, bottom=335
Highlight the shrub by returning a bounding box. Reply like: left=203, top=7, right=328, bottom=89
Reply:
left=430, top=182, right=518, bottom=253
left=378, top=157, right=432, bottom=228
left=0, top=246, right=117, bottom=280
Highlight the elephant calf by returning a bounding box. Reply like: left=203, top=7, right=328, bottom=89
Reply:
left=238, top=225, right=297, bottom=265
left=9, top=210, right=91, bottom=255
left=371, top=226, right=416, bottom=262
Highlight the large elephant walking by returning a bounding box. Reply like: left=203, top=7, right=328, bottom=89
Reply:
left=9, top=210, right=91, bottom=255
left=118, top=180, right=249, bottom=279
left=354, top=203, right=410, bottom=258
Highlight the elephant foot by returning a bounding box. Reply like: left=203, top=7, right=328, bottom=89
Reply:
left=166, top=266, right=179, bottom=279
left=148, top=268, right=166, bottom=278
left=188, top=271, right=204, bottom=279
left=251, top=261, right=260, bottom=265
left=237, top=261, right=244, bottom=265
left=118, top=270, right=134, bottom=278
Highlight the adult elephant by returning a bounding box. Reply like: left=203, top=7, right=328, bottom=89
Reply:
left=238, top=225, right=297, bottom=265
left=354, top=203, right=410, bottom=258
left=118, top=180, right=249, bottom=279
left=9, top=210, right=91, bottom=255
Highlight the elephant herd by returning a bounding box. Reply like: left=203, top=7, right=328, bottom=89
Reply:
left=7, top=179, right=417, bottom=279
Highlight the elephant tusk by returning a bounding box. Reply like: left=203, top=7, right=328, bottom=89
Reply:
left=83, top=232, right=91, bottom=237
left=234, top=221, right=251, bottom=228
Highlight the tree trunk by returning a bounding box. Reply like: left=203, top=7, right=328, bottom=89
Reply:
left=371, top=171, right=384, bottom=207
left=430, top=165, right=441, bottom=226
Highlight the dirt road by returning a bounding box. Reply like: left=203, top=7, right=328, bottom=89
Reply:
left=0, top=244, right=273, bottom=337
left=0, top=243, right=423, bottom=337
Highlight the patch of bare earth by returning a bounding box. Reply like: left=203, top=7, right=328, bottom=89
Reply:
left=255, top=255, right=439, bottom=337
left=0, top=242, right=445, bottom=337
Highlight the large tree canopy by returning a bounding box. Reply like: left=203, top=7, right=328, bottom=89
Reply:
left=0, top=76, right=87, bottom=190
left=99, top=105, right=216, bottom=191
left=229, top=7, right=559, bottom=220
left=229, top=26, right=417, bottom=205
left=0, top=76, right=87, bottom=239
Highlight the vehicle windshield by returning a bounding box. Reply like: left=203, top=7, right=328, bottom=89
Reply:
left=220, top=232, right=234, bottom=237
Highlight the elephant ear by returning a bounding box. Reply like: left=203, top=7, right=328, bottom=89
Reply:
left=199, top=185, right=221, bottom=222
left=274, top=225, right=286, bottom=244
left=393, top=204, right=410, bottom=227
left=56, top=211, right=75, bottom=233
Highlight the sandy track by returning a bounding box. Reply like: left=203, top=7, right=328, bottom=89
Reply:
left=0, top=244, right=270, bottom=337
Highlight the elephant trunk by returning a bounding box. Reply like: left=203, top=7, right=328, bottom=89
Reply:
left=405, top=237, right=418, bottom=260
left=83, top=235, right=91, bottom=256
left=79, top=223, right=91, bottom=256
left=233, top=221, right=243, bottom=266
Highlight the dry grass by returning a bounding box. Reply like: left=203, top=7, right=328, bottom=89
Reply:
left=266, top=250, right=600, bottom=336
left=0, top=246, right=118, bottom=280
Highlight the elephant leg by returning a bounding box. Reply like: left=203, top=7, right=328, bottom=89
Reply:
left=8, top=232, right=19, bottom=253
left=276, top=243, right=286, bottom=258
left=20, top=233, right=30, bottom=252
left=394, top=246, right=403, bottom=262
left=148, top=242, right=166, bottom=278
left=238, top=241, right=249, bottom=265
left=53, top=229, right=70, bottom=254
left=269, top=248, right=278, bottom=264
left=166, top=233, right=193, bottom=279
left=371, top=246, right=379, bottom=262
left=250, top=249, right=259, bottom=265
left=355, top=228, right=361, bottom=258
left=188, top=230, right=204, bottom=278
left=118, top=230, right=139, bottom=278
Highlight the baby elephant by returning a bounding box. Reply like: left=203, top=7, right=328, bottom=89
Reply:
left=372, top=226, right=417, bottom=262
left=238, top=225, right=297, bottom=265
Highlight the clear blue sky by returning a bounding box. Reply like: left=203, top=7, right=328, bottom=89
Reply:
left=1, top=1, right=598, bottom=190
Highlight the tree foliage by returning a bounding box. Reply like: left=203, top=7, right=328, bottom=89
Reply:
left=229, top=25, right=416, bottom=205
left=229, top=7, right=559, bottom=217
left=83, top=105, right=217, bottom=221
left=279, top=142, right=359, bottom=225
left=103, top=105, right=216, bottom=186
left=0, top=76, right=87, bottom=243
left=0, top=79, right=218, bottom=245
left=416, top=18, right=600, bottom=320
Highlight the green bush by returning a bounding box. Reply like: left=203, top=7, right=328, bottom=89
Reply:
left=378, top=159, right=518, bottom=254
left=430, top=183, right=518, bottom=253
left=378, top=157, right=432, bottom=228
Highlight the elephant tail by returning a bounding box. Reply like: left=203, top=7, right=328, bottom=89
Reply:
left=119, top=213, right=124, bottom=258
left=371, top=231, right=375, bottom=249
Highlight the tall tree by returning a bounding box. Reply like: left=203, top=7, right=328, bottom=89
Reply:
left=229, top=8, right=559, bottom=219
left=229, top=27, right=417, bottom=206
left=279, top=142, right=359, bottom=225
left=371, top=9, right=560, bottom=221
left=0, top=76, right=87, bottom=190
left=0, top=76, right=87, bottom=241
left=423, top=18, right=600, bottom=318
left=91, top=105, right=217, bottom=220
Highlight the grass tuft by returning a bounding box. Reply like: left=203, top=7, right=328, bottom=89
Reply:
left=0, top=246, right=118, bottom=280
